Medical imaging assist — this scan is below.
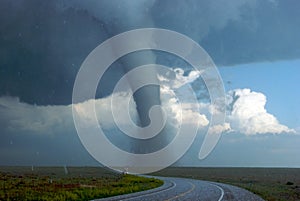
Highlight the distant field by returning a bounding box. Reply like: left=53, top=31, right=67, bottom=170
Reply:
left=0, top=166, right=163, bottom=201
left=152, top=167, right=300, bottom=201
left=2, top=166, right=299, bottom=201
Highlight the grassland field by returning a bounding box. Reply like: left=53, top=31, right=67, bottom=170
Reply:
left=153, top=167, right=300, bottom=201
left=1, top=166, right=300, bottom=201
left=0, top=166, right=162, bottom=201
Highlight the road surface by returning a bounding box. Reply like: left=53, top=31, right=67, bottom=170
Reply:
left=95, top=176, right=264, bottom=201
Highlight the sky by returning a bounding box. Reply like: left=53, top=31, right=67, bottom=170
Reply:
left=219, top=60, right=300, bottom=130
left=178, top=60, right=300, bottom=167
left=0, top=0, right=300, bottom=167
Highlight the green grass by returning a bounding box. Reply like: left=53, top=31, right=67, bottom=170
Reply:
left=0, top=166, right=163, bottom=201
left=152, top=167, right=300, bottom=201
left=3, top=166, right=299, bottom=201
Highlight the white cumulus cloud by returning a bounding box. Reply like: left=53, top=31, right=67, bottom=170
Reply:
left=226, top=88, right=295, bottom=135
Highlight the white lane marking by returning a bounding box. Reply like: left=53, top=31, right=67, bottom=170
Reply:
left=125, top=180, right=177, bottom=200
left=164, top=181, right=195, bottom=201
left=209, top=183, right=225, bottom=201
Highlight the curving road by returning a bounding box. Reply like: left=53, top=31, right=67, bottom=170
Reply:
left=94, top=176, right=264, bottom=201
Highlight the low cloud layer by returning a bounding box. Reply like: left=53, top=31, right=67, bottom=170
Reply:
left=0, top=68, right=208, bottom=137
left=0, top=69, right=295, bottom=137
left=0, top=97, right=73, bottom=135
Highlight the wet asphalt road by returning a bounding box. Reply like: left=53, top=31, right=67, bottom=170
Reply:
left=94, top=176, right=264, bottom=201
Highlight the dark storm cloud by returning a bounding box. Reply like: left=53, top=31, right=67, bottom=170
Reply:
left=201, top=0, right=300, bottom=65
left=152, top=0, right=300, bottom=65
left=0, top=0, right=109, bottom=105
left=0, top=0, right=300, bottom=105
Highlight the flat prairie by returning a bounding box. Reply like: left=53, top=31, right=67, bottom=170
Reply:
left=2, top=166, right=299, bottom=201
left=152, top=167, right=300, bottom=201
left=0, top=166, right=162, bottom=201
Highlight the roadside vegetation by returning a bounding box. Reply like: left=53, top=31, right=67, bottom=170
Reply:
left=153, top=167, right=300, bottom=201
left=0, top=166, right=163, bottom=201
